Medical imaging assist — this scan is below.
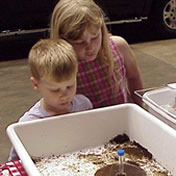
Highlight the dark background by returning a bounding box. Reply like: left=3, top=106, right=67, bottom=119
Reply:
left=0, top=21, right=160, bottom=61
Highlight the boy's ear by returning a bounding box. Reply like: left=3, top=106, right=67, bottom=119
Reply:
left=30, top=76, right=39, bottom=91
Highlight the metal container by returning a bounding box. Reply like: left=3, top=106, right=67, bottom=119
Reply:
left=136, top=83, right=176, bottom=129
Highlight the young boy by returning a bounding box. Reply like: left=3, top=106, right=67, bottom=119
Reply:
left=8, top=38, right=93, bottom=161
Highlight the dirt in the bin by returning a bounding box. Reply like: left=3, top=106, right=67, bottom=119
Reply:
left=33, top=133, right=170, bottom=176
left=95, top=163, right=147, bottom=176
left=109, top=134, right=169, bottom=176
left=110, top=133, right=152, bottom=160
left=110, top=133, right=130, bottom=144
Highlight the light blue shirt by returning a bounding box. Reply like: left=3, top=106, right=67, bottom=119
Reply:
left=8, top=94, right=93, bottom=161
left=19, top=94, right=93, bottom=122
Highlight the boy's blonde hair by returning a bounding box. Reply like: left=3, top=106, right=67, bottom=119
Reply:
left=28, top=39, right=78, bottom=82
left=50, top=0, right=118, bottom=91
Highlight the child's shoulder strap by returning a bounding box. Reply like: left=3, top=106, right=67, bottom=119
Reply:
left=109, top=37, right=124, bottom=66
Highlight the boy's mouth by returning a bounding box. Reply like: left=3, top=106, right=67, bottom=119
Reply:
left=59, top=101, right=69, bottom=106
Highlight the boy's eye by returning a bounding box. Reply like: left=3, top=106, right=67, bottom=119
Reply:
left=67, top=85, right=73, bottom=89
left=51, top=89, right=60, bottom=92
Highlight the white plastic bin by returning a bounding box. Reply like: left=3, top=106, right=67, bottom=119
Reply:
left=6, top=103, right=176, bottom=176
left=142, top=86, right=176, bottom=129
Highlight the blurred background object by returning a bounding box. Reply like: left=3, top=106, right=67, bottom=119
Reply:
left=1, top=0, right=176, bottom=60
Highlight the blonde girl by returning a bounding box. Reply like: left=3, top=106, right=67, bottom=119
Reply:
left=50, top=0, right=143, bottom=108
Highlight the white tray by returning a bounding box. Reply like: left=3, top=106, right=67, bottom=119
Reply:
left=142, top=86, right=176, bottom=128
left=6, top=103, right=176, bottom=176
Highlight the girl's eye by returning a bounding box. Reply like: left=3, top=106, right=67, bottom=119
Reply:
left=73, top=41, right=84, bottom=45
left=92, top=34, right=99, bottom=40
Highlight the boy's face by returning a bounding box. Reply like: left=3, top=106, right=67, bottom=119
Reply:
left=31, top=76, right=77, bottom=115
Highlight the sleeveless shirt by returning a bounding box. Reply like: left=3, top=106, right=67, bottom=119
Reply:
left=77, top=38, right=130, bottom=108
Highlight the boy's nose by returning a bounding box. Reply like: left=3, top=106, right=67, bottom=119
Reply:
left=60, top=89, right=69, bottom=97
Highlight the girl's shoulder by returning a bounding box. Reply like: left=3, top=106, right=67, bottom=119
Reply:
left=109, top=35, right=129, bottom=50
left=109, top=35, right=132, bottom=59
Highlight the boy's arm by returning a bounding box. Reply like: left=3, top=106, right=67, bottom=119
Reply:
left=111, top=36, right=143, bottom=106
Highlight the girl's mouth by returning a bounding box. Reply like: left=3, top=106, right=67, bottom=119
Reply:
left=86, top=52, right=95, bottom=57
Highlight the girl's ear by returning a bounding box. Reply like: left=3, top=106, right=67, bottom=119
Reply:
left=30, top=76, right=39, bottom=91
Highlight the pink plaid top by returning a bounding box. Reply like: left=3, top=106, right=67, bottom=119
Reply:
left=0, top=160, right=28, bottom=176
left=77, top=38, right=131, bottom=108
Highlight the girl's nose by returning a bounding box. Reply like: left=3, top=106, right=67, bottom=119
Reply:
left=85, top=41, right=93, bottom=50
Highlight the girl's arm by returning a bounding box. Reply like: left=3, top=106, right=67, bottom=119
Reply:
left=111, top=36, right=143, bottom=106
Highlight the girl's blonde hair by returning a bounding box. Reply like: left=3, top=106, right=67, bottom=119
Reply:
left=50, top=0, right=116, bottom=85
left=28, top=39, right=78, bottom=82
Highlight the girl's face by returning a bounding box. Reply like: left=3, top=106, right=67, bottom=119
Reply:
left=68, top=27, right=102, bottom=62
left=31, top=76, right=76, bottom=115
